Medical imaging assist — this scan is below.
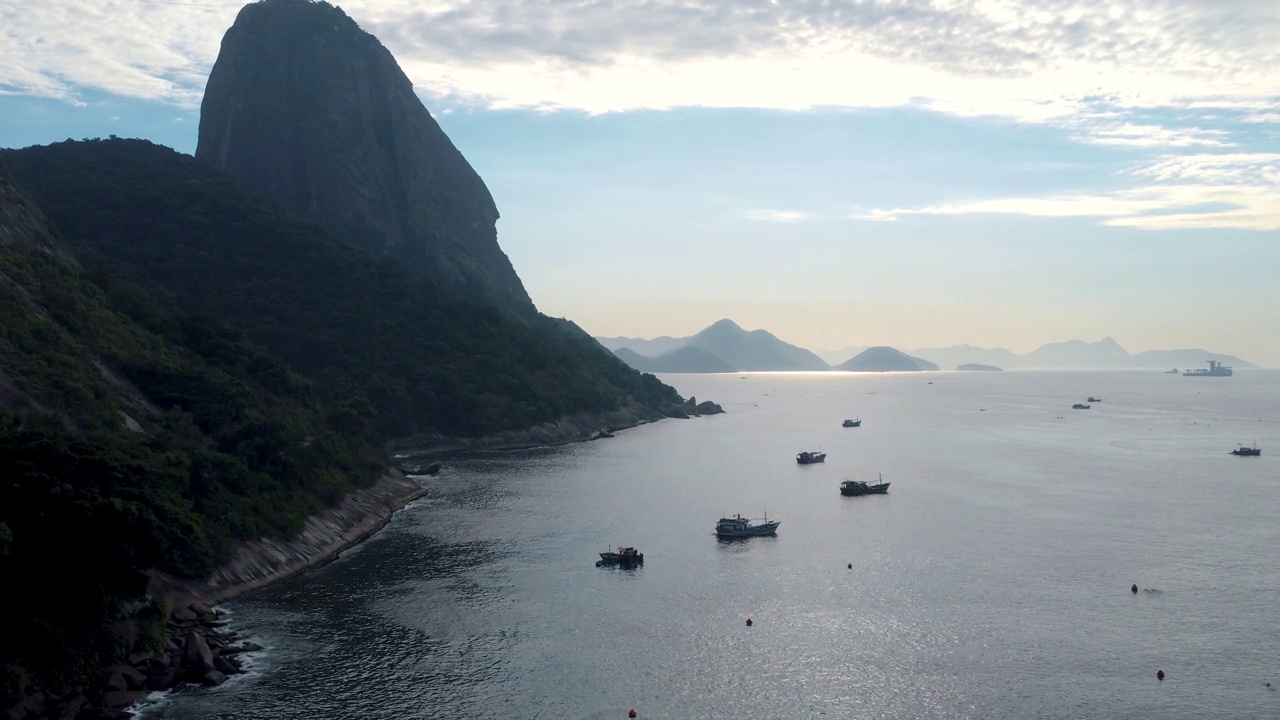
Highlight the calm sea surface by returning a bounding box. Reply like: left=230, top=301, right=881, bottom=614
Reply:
left=150, top=370, right=1280, bottom=719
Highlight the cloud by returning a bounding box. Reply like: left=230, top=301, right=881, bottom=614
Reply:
left=2, top=0, right=1277, bottom=145
left=859, top=153, right=1280, bottom=230
left=743, top=210, right=810, bottom=222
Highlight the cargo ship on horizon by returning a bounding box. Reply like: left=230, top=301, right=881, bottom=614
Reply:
left=1184, top=360, right=1233, bottom=377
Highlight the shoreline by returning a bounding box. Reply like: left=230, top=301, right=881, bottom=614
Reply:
left=49, top=402, right=718, bottom=719
left=147, top=470, right=426, bottom=606
left=388, top=398, right=724, bottom=461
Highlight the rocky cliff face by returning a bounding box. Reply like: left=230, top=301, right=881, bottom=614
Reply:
left=196, top=0, right=531, bottom=309
left=0, top=162, right=78, bottom=266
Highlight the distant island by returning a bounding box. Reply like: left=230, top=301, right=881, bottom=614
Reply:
left=837, top=347, right=938, bottom=372
left=599, top=326, right=1260, bottom=373
left=601, top=319, right=828, bottom=372
left=908, top=338, right=1256, bottom=370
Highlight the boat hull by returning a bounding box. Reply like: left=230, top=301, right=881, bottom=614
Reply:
left=714, top=521, right=780, bottom=538
left=840, top=483, right=890, bottom=496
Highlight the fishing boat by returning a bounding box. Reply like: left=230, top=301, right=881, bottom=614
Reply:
left=840, top=474, right=890, bottom=496
left=842, top=418, right=861, bottom=428
left=714, top=514, right=780, bottom=538
left=1072, top=403, right=1091, bottom=410
left=796, top=450, right=826, bottom=464
left=597, top=546, right=644, bottom=566
left=1231, top=444, right=1262, bottom=457
left=1087, top=396, right=1101, bottom=403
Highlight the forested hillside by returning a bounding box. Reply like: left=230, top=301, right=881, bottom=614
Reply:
left=0, top=138, right=684, bottom=707
left=0, top=161, right=387, bottom=701
left=2, top=139, right=679, bottom=440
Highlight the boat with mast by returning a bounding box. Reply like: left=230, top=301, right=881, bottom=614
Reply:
left=840, top=474, right=890, bottom=496
left=715, top=513, right=780, bottom=538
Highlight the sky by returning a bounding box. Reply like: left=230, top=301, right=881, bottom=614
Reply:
left=1, top=0, right=1278, bottom=365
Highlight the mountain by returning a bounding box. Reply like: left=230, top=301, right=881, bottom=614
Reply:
left=683, top=319, right=830, bottom=371
left=596, top=335, right=687, bottom=358
left=910, top=344, right=1020, bottom=370
left=1021, top=337, right=1131, bottom=368
left=1, top=158, right=391, bottom=701
left=815, top=345, right=869, bottom=366
left=957, top=363, right=1003, bottom=371
left=837, top=346, right=939, bottom=372
left=1130, top=349, right=1256, bottom=370
left=598, top=319, right=829, bottom=372
left=910, top=340, right=1255, bottom=369
left=3, top=139, right=682, bottom=439
left=612, top=346, right=734, bottom=373
left=196, top=0, right=530, bottom=310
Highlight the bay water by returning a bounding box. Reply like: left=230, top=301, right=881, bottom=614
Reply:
left=150, top=370, right=1280, bottom=719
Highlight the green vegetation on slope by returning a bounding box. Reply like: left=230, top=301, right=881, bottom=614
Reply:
left=0, top=138, right=682, bottom=702
left=0, top=187, right=385, bottom=701
left=2, top=139, right=679, bottom=439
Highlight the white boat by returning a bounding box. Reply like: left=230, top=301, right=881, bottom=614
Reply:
left=715, top=514, right=780, bottom=538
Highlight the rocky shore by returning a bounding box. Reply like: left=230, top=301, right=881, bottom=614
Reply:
left=5, top=601, right=261, bottom=720
left=6, top=401, right=721, bottom=719
left=6, top=472, right=425, bottom=720
left=389, top=397, right=724, bottom=463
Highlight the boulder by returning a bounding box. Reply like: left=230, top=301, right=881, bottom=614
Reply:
left=104, top=665, right=146, bottom=691
left=183, top=630, right=215, bottom=672
left=101, top=690, right=144, bottom=710
left=59, top=695, right=88, bottom=720
left=144, top=668, right=178, bottom=693
left=190, top=600, right=213, bottom=618
left=171, top=606, right=198, bottom=623
left=215, top=656, right=242, bottom=675
left=103, top=670, right=129, bottom=693
left=202, top=671, right=227, bottom=687
left=694, top=401, right=724, bottom=415
left=21, top=691, right=46, bottom=716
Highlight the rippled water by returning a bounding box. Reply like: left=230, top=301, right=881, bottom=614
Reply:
left=151, top=370, right=1280, bottom=719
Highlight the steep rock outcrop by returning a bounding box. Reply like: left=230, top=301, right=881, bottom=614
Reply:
left=0, top=163, right=77, bottom=265
left=196, top=0, right=531, bottom=310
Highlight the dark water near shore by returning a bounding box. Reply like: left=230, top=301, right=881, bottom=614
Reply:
left=150, top=370, right=1280, bottom=719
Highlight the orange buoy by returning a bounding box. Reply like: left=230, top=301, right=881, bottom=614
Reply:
left=746, top=618, right=753, bottom=627
left=1132, top=583, right=1138, bottom=594
left=1157, top=669, right=1165, bottom=681
left=629, top=709, right=637, bottom=718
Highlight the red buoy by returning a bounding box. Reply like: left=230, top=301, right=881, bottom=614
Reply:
left=1131, top=583, right=1138, bottom=594
left=1157, top=669, right=1165, bottom=681
left=629, top=709, right=637, bottom=718
left=746, top=618, right=753, bottom=627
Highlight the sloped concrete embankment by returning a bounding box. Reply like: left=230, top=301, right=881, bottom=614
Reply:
left=149, top=471, right=425, bottom=605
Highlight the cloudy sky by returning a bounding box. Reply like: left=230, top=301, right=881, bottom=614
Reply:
left=2, top=0, right=1278, bottom=364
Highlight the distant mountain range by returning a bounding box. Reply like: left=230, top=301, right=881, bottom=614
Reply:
left=908, top=338, right=1257, bottom=370
left=599, top=324, right=1258, bottom=373
left=600, top=319, right=828, bottom=372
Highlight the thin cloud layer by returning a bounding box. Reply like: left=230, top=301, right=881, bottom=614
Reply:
left=860, top=153, right=1280, bottom=230
left=4, top=0, right=1279, bottom=119
left=3, top=0, right=1278, bottom=234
